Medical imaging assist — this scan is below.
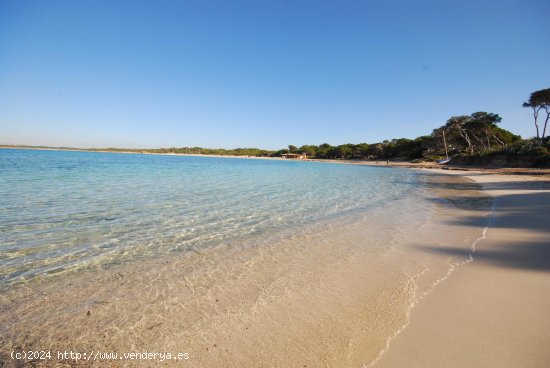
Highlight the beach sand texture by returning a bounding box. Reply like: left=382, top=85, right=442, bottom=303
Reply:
left=373, top=171, right=550, bottom=368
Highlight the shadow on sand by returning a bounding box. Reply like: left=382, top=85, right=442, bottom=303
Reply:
left=417, top=172, right=550, bottom=191
left=422, top=240, right=550, bottom=272
left=419, top=176, right=550, bottom=272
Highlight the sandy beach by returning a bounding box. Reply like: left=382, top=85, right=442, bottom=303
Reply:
left=373, top=169, right=550, bottom=367
left=1, top=158, right=549, bottom=367
left=3, top=0, right=548, bottom=365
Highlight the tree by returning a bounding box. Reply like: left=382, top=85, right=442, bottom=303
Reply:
left=352, top=143, right=370, bottom=158
left=444, top=115, right=474, bottom=154
left=415, top=135, right=437, bottom=156
left=334, top=144, right=353, bottom=159
left=465, top=112, right=502, bottom=151
left=523, top=88, right=550, bottom=139
left=299, top=145, right=317, bottom=157
left=288, top=145, right=298, bottom=153
left=316, top=143, right=332, bottom=159
left=432, top=112, right=518, bottom=155
left=367, top=143, right=384, bottom=158
left=388, top=138, right=423, bottom=158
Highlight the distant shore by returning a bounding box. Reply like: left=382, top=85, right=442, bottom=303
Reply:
left=3, top=145, right=550, bottom=176
left=0, top=144, right=285, bottom=160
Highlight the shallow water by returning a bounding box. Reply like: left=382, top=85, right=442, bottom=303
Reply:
left=0, top=149, right=494, bottom=367
left=1, top=149, right=420, bottom=287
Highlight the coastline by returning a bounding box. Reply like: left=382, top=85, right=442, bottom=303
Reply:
left=3, top=146, right=550, bottom=176
left=1, top=153, right=549, bottom=367
left=0, top=145, right=285, bottom=161
left=311, top=158, right=550, bottom=177
left=2, top=1, right=547, bottom=366
left=0, top=161, right=497, bottom=367
left=372, top=169, right=550, bottom=367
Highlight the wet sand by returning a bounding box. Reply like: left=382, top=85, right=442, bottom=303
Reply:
left=373, top=170, right=550, bottom=368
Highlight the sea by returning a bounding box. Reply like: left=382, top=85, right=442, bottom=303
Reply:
left=0, top=148, right=493, bottom=367
left=0, top=148, right=422, bottom=287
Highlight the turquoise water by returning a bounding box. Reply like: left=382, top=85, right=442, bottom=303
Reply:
left=0, top=149, right=418, bottom=286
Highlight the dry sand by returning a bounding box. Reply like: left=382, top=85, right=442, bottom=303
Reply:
left=373, top=170, right=550, bottom=368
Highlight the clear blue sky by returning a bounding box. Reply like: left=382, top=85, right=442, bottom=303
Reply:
left=1, top=0, right=549, bottom=149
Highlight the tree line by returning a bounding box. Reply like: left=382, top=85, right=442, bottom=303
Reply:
left=142, top=108, right=528, bottom=161
left=130, top=107, right=528, bottom=161
left=274, top=88, right=549, bottom=161
left=144, top=147, right=273, bottom=157
left=275, top=111, right=522, bottom=160
left=11, top=88, right=544, bottom=164
left=115, top=88, right=548, bottom=163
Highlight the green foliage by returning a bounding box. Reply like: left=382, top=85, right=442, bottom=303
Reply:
left=524, top=88, right=550, bottom=108
left=272, top=111, right=525, bottom=163
left=449, top=137, right=550, bottom=168
left=431, top=112, right=520, bottom=156
left=131, top=146, right=275, bottom=157
left=299, top=145, right=317, bottom=157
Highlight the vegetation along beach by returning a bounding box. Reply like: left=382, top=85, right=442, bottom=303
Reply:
left=1, top=1, right=549, bottom=367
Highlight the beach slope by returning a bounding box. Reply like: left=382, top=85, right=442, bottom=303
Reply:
left=374, top=172, right=550, bottom=368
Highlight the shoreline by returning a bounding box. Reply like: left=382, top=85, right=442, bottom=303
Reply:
left=372, top=169, right=550, bottom=367
left=0, top=164, right=496, bottom=367
left=311, top=158, right=550, bottom=177
left=3, top=145, right=550, bottom=176
left=0, top=145, right=286, bottom=161
left=1, top=153, right=548, bottom=366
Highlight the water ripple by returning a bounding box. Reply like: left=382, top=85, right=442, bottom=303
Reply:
left=0, top=149, right=420, bottom=286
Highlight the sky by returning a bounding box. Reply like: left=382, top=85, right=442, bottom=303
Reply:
left=1, top=0, right=549, bottom=150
